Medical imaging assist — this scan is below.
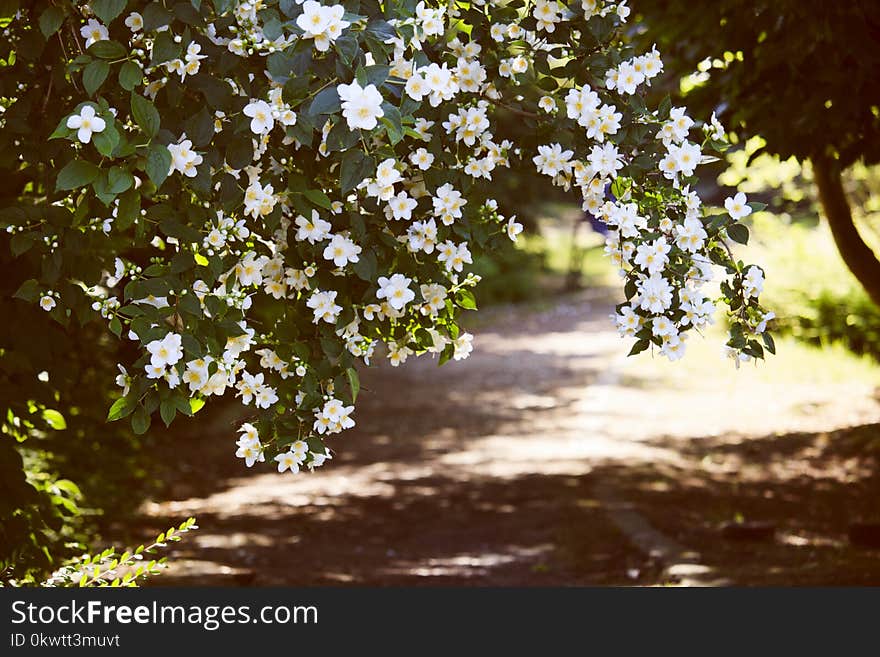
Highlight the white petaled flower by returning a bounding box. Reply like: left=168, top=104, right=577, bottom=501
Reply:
left=167, top=138, right=203, bottom=177
left=39, top=295, right=56, bottom=312
left=376, top=273, right=415, bottom=310
left=725, top=192, right=753, bottom=221
left=243, top=99, right=275, bottom=134
left=507, top=216, right=524, bottom=242
left=323, top=233, right=362, bottom=267
left=453, top=332, right=474, bottom=360
left=125, top=12, right=143, bottom=31
left=274, top=452, right=300, bottom=474
left=146, top=332, right=184, bottom=369
left=80, top=19, right=109, bottom=47
left=743, top=266, right=764, bottom=299
left=307, top=289, right=343, bottom=324
left=295, top=210, right=332, bottom=244
left=337, top=81, right=384, bottom=131
left=66, top=105, right=106, bottom=144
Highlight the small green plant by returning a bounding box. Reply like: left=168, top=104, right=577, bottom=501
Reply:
left=5, top=517, right=198, bottom=588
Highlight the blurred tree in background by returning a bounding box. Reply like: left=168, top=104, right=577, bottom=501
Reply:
left=633, top=0, right=880, bottom=306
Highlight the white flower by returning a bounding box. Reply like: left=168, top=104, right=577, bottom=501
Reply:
left=235, top=438, right=264, bottom=467
left=506, top=216, right=523, bottom=242
left=637, top=274, right=674, bottom=314
left=307, top=289, right=343, bottom=324
left=409, top=147, right=434, bottom=170
left=386, top=192, right=418, bottom=221
left=725, top=192, right=753, bottom=221
left=80, top=19, right=109, bottom=47
left=297, top=0, right=332, bottom=35
left=323, top=233, right=362, bottom=267
left=274, top=452, right=301, bottom=474
left=452, top=332, right=474, bottom=360
left=66, top=105, right=106, bottom=144
left=633, top=237, right=671, bottom=275
left=376, top=273, right=415, bottom=310
left=125, top=12, right=143, bottom=32
left=167, top=138, right=203, bottom=177
left=146, top=332, right=184, bottom=369
left=337, top=81, right=384, bottom=131
left=295, top=210, right=332, bottom=244
left=39, top=295, right=56, bottom=311
left=743, top=266, right=764, bottom=299
left=243, top=99, right=274, bottom=134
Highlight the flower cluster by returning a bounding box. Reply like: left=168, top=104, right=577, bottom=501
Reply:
left=4, top=0, right=773, bottom=476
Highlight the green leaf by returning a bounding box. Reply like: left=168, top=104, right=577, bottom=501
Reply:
left=352, top=248, right=376, bottom=282
left=225, top=135, right=253, bottom=169
left=49, top=115, right=72, bottom=140
left=88, top=40, right=128, bottom=60
left=334, top=34, right=359, bottom=66
left=183, top=106, right=214, bottom=147
left=325, top=120, right=359, bottom=152
left=727, top=223, right=750, bottom=245
left=116, top=187, right=140, bottom=229
left=340, top=150, right=372, bottom=194
left=119, top=61, right=143, bottom=91
left=131, top=93, right=161, bottom=138
left=39, top=6, right=65, bottom=38
left=308, top=86, right=341, bottom=117
left=41, top=409, right=66, bottom=430
left=107, top=166, right=134, bottom=194
left=56, top=160, right=101, bottom=191
left=10, top=233, right=36, bottom=257
left=131, top=405, right=151, bottom=435
left=92, top=121, right=120, bottom=158
left=159, top=399, right=177, bottom=427
left=346, top=367, right=360, bottom=402
left=189, top=398, right=205, bottom=414
left=456, top=289, right=477, bottom=310
left=91, top=0, right=127, bottom=24
left=13, top=279, right=40, bottom=302
left=748, top=201, right=767, bottom=213
left=142, top=3, right=173, bottom=30
left=83, top=59, right=111, bottom=97
left=145, top=143, right=171, bottom=188
left=380, top=104, right=403, bottom=145
left=107, top=396, right=135, bottom=422
left=303, top=188, right=332, bottom=210
left=150, top=30, right=179, bottom=64
left=628, top=339, right=650, bottom=356
left=361, top=64, right=391, bottom=88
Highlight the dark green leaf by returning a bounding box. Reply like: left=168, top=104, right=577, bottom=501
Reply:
left=159, top=399, right=177, bottom=427
left=13, top=279, right=40, bottom=302
left=308, top=86, right=341, bottom=117
left=727, top=223, right=749, bottom=245
left=145, top=143, right=172, bottom=188
left=39, top=6, right=65, bottom=38
left=56, top=160, right=101, bottom=191
left=131, top=405, right=151, bottom=435
left=131, top=93, right=161, bottom=138
left=303, top=188, right=332, bottom=209
left=87, top=40, right=128, bottom=60
left=91, top=0, right=127, bottom=24
left=119, top=61, right=143, bottom=91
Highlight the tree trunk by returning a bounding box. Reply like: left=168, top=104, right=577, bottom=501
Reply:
left=812, top=154, right=880, bottom=308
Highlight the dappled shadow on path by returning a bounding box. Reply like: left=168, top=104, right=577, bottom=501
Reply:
left=128, top=290, right=880, bottom=586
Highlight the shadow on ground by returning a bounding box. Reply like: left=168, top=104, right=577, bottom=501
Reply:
left=113, top=291, right=880, bottom=586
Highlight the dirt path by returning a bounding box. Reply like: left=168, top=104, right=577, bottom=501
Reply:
left=137, top=290, right=880, bottom=586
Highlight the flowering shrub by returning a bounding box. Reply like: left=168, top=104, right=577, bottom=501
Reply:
left=1, top=0, right=774, bottom=475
